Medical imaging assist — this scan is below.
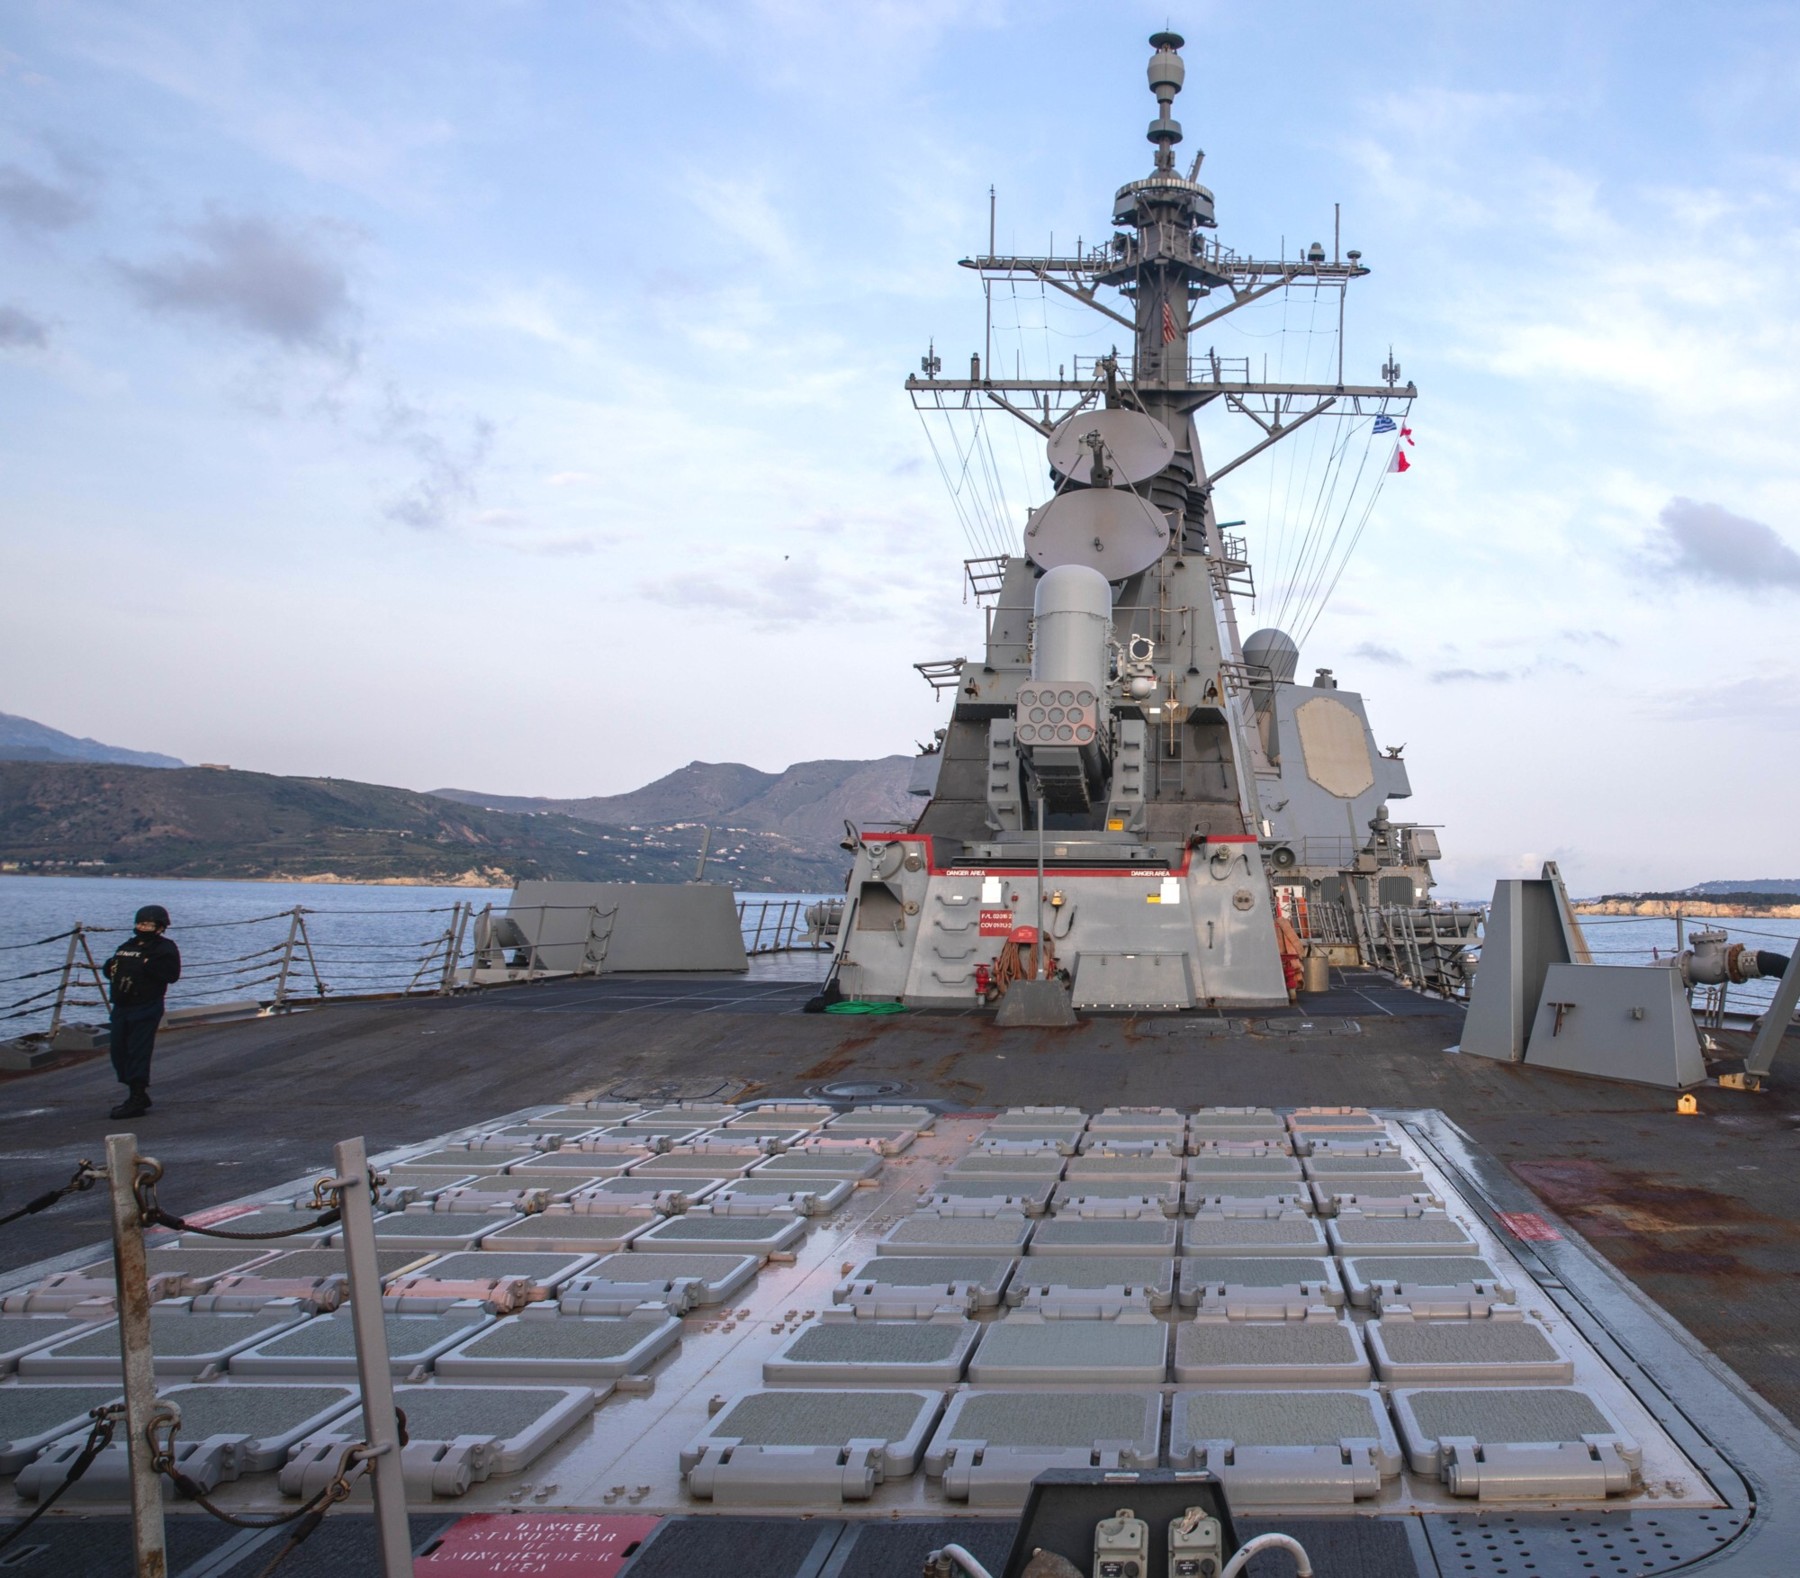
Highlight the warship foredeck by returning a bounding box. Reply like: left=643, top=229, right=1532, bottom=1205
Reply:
left=2, top=973, right=1798, bottom=1575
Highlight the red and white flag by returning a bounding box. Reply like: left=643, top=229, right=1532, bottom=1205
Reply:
left=1386, top=422, right=1415, bottom=473
left=1161, top=300, right=1178, bottom=344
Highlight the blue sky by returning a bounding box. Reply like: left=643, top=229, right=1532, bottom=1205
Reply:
left=4, top=2, right=1799, bottom=894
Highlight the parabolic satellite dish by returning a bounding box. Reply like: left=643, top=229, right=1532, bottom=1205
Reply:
left=1047, top=407, right=1176, bottom=486
left=1023, top=490, right=1171, bottom=580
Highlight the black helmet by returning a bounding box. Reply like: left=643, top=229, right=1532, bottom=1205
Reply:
left=135, top=905, right=171, bottom=929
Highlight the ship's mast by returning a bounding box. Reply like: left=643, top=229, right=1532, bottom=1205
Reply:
left=908, top=31, right=1415, bottom=516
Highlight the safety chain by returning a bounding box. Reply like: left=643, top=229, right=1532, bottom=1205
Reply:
left=0, top=1159, right=104, bottom=1231
left=131, top=1158, right=343, bottom=1241
left=0, top=1404, right=123, bottom=1551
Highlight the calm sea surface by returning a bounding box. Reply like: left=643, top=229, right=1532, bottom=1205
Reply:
left=1567, top=912, right=1800, bottom=1014
left=0, top=876, right=829, bottom=1033
left=6, top=876, right=1789, bottom=1033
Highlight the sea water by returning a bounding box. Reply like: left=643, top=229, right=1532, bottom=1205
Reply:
left=0, top=877, right=831, bottom=1034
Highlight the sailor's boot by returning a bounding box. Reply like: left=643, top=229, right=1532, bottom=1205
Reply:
left=109, top=1083, right=151, bottom=1120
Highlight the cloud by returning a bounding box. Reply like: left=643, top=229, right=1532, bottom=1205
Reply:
left=0, top=160, right=93, bottom=232
left=375, top=385, right=494, bottom=531
left=1431, top=668, right=1513, bottom=684
left=1349, top=641, right=1406, bottom=666
left=1641, top=496, right=1800, bottom=591
left=116, top=212, right=358, bottom=355
left=1560, top=627, right=1620, bottom=647
left=0, top=305, right=49, bottom=350
left=641, top=559, right=828, bottom=630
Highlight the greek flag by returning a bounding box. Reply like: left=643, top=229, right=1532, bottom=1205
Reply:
left=1372, top=414, right=1397, bottom=434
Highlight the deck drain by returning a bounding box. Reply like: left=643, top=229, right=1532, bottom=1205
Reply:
left=813, top=1079, right=911, bottom=1100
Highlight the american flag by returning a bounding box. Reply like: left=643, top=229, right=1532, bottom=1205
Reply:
left=1161, top=300, right=1178, bottom=344
left=1372, top=414, right=1397, bottom=434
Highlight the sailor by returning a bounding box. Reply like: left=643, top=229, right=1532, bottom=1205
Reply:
left=102, top=905, right=181, bottom=1120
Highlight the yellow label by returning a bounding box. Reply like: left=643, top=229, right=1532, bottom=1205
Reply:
left=1106, top=819, right=1125, bottom=831
left=1146, top=895, right=1161, bottom=903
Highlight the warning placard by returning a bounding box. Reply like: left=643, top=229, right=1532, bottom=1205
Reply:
left=415, top=1514, right=660, bottom=1575
left=979, top=909, right=1016, bottom=937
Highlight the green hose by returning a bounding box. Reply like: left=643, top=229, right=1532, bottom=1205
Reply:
left=823, top=1000, right=908, bottom=1015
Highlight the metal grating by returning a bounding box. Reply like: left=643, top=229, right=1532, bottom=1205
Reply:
left=968, top=1315, right=1166, bottom=1383
left=1175, top=1387, right=1385, bottom=1447
left=1423, top=1510, right=1749, bottom=1577
left=705, top=1389, right=930, bottom=1448
left=1006, top=1255, right=1173, bottom=1293
left=931, top=1389, right=1158, bottom=1452
left=1029, top=1219, right=1177, bottom=1253
left=155, top=1383, right=357, bottom=1441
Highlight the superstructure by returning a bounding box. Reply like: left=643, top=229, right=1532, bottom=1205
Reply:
left=835, top=32, right=1473, bottom=1010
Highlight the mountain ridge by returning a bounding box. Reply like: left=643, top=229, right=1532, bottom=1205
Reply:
left=0, top=711, right=184, bottom=769
left=0, top=762, right=852, bottom=889
left=432, top=755, right=916, bottom=847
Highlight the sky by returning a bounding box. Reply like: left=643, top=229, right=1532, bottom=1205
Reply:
left=4, top=1, right=1800, bottom=897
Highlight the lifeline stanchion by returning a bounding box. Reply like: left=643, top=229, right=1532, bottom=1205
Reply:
left=332, top=1135, right=415, bottom=1577
left=105, top=1132, right=167, bottom=1578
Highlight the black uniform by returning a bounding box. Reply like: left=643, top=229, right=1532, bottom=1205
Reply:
left=104, top=932, right=181, bottom=1090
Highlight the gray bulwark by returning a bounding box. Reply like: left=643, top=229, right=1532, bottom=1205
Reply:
left=1391, top=1386, right=1642, bottom=1500
left=19, top=1306, right=306, bottom=1378
left=1181, top=1215, right=1328, bottom=1256
left=0, top=1316, right=105, bottom=1376
left=681, top=1389, right=943, bottom=1507
left=1168, top=1388, right=1401, bottom=1506
left=763, top=1314, right=980, bottom=1383
left=834, top=1256, right=1014, bottom=1317
left=280, top=1383, right=598, bottom=1501
left=1327, top=1210, right=1476, bottom=1256
left=1028, top=1218, right=1178, bottom=1256
left=478, top=1213, right=652, bottom=1255
left=630, top=1211, right=806, bottom=1257
left=877, top=1214, right=1033, bottom=1256
left=1004, top=1255, right=1174, bottom=1315
left=1179, top=1256, right=1345, bottom=1313
left=0, top=1385, right=122, bottom=1474
left=434, top=1307, right=681, bottom=1380
left=925, top=1389, right=1162, bottom=1507
left=1366, top=1310, right=1574, bottom=1384
left=1172, top=1313, right=1372, bottom=1385
left=560, top=1252, right=760, bottom=1314
left=227, top=1306, right=491, bottom=1376
left=967, top=1311, right=1167, bottom=1384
